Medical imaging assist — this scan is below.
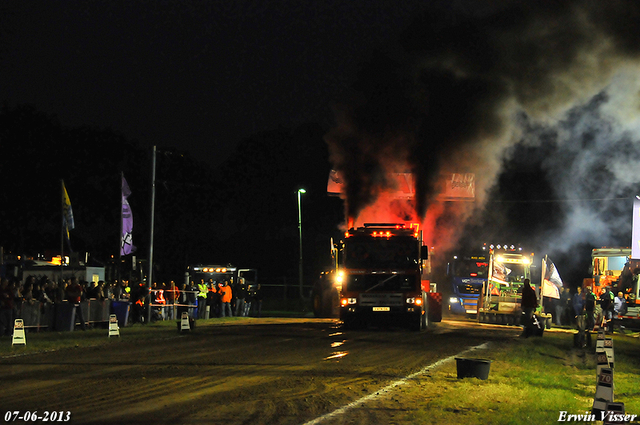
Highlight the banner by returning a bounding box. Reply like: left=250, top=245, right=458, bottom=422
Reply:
left=326, top=170, right=475, bottom=201
left=62, top=181, right=75, bottom=239
left=632, top=198, right=640, bottom=259
left=121, top=175, right=135, bottom=255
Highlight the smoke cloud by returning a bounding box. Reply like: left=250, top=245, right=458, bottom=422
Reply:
left=326, top=0, right=640, bottom=254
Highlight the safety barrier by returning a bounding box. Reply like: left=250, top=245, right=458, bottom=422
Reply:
left=15, top=299, right=122, bottom=331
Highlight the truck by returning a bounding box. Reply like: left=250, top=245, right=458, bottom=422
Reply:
left=186, top=264, right=257, bottom=291
left=334, top=223, right=442, bottom=331
left=446, top=251, right=489, bottom=317
left=585, top=247, right=640, bottom=329
left=477, top=245, right=534, bottom=325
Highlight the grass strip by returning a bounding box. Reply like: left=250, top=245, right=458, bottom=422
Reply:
left=386, top=331, right=640, bottom=424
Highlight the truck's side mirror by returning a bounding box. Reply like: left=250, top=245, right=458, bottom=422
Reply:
left=421, top=246, right=429, bottom=260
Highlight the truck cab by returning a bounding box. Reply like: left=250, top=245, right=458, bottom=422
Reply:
left=338, top=223, right=441, bottom=330
left=447, top=253, right=488, bottom=316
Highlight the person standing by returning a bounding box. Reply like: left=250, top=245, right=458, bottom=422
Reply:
left=572, top=286, right=585, bottom=323
left=251, top=284, right=263, bottom=318
left=558, top=287, right=571, bottom=326
left=613, top=291, right=627, bottom=332
left=584, top=286, right=596, bottom=331
left=219, top=281, right=233, bottom=317
left=234, top=277, right=247, bottom=317
left=186, top=280, right=197, bottom=319
left=614, top=291, right=627, bottom=317
left=177, top=283, right=189, bottom=319
left=0, top=278, right=15, bottom=336
left=165, top=281, right=178, bottom=320
left=521, top=279, right=538, bottom=336
left=206, top=279, right=217, bottom=318
left=197, top=279, right=208, bottom=319
left=65, top=277, right=86, bottom=330
left=599, top=286, right=615, bottom=332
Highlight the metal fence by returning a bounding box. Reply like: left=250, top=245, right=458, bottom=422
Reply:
left=15, top=299, right=114, bottom=331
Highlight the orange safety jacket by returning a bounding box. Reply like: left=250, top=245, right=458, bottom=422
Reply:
left=155, top=290, right=166, bottom=305
left=220, top=285, right=232, bottom=303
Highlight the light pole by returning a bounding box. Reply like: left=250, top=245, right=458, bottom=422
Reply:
left=297, top=188, right=306, bottom=299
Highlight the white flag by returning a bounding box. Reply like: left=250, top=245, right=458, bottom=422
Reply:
left=541, top=257, right=563, bottom=299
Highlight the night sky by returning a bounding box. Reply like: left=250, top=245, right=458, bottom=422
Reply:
left=4, top=1, right=640, bottom=287
left=2, top=0, right=444, bottom=163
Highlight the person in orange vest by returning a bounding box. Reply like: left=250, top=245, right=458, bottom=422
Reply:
left=130, top=281, right=149, bottom=324
left=219, top=280, right=233, bottom=317
left=164, top=280, right=179, bottom=320
left=207, top=279, right=219, bottom=318
left=152, top=282, right=166, bottom=320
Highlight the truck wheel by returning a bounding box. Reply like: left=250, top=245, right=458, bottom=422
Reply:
left=330, top=290, right=340, bottom=318
left=410, top=313, right=425, bottom=331
left=343, top=317, right=356, bottom=330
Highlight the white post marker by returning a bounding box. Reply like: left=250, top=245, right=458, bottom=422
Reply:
left=603, top=402, right=626, bottom=425
left=596, top=351, right=610, bottom=380
left=108, top=314, right=120, bottom=337
left=180, top=311, right=190, bottom=331
left=12, top=319, right=26, bottom=346
left=603, top=338, right=614, bottom=368
left=593, top=367, right=614, bottom=414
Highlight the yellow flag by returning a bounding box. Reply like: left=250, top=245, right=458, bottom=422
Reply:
left=62, top=181, right=75, bottom=238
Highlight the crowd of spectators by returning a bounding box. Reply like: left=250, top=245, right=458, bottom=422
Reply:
left=0, top=274, right=263, bottom=335
left=149, top=277, right=262, bottom=322
left=0, top=275, right=139, bottom=335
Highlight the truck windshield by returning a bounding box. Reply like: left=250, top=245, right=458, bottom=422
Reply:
left=346, top=274, right=417, bottom=292
left=492, top=262, right=528, bottom=286
left=344, top=236, right=419, bottom=269
left=452, top=258, right=488, bottom=278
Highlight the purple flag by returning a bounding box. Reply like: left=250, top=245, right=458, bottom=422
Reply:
left=121, top=176, right=135, bottom=255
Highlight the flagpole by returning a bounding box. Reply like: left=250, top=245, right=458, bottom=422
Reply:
left=60, top=179, right=64, bottom=285
left=540, top=255, right=547, bottom=311
left=118, top=172, right=123, bottom=286
left=147, top=146, right=157, bottom=324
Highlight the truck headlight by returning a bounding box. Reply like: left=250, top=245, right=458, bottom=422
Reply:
left=450, top=297, right=459, bottom=304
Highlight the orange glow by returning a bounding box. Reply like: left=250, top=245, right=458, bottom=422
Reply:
left=340, top=298, right=348, bottom=306
left=415, top=298, right=423, bottom=306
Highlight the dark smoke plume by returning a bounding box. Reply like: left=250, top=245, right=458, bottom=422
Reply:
left=326, top=0, right=640, bottom=250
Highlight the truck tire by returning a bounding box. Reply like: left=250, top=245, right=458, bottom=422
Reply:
left=410, top=311, right=427, bottom=331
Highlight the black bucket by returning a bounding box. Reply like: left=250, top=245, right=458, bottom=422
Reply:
left=455, top=357, right=492, bottom=380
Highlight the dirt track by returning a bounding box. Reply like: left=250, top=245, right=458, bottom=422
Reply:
left=1, top=318, right=520, bottom=424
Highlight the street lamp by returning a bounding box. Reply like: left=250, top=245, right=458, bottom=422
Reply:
left=297, top=188, right=306, bottom=299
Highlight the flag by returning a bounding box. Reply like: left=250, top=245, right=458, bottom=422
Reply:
left=491, top=259, right=510, bottom=286
left=121, top=175, right=135, bottom=255
left=62, top=181, right=75, bottom=239
left=541, top=256, right=563, bottom=299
